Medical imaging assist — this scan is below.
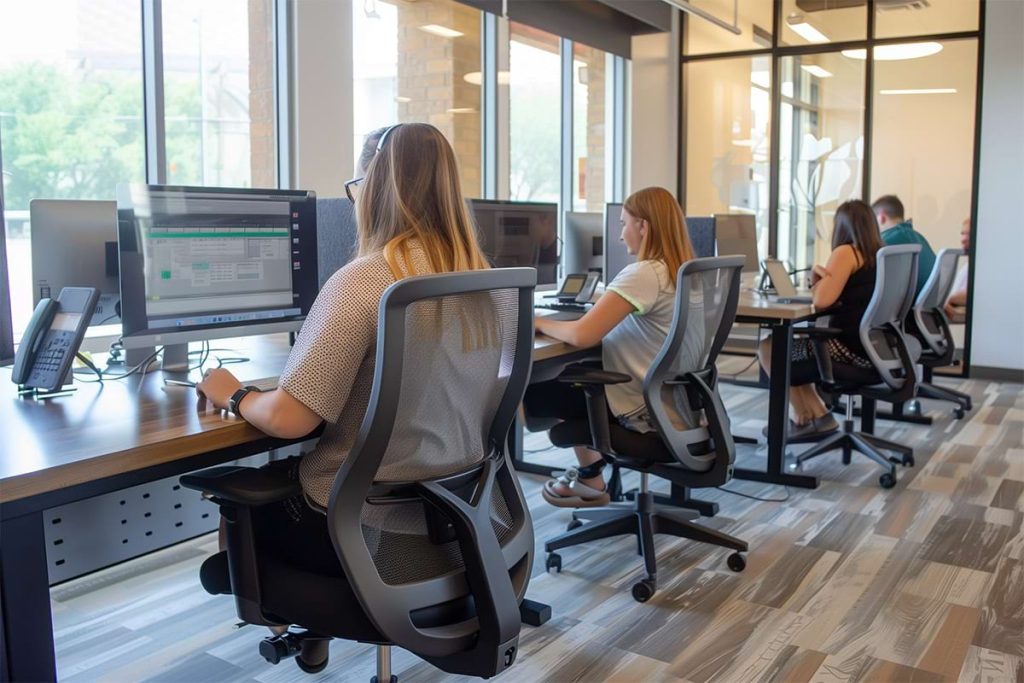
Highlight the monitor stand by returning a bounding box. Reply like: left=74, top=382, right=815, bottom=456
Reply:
left=161, top=344, right=190, bottom=372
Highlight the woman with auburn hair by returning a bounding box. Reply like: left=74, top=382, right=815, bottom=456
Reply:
left=526, top=186, right=700, bottom=507
left=194, top=123, right=495, bottom=583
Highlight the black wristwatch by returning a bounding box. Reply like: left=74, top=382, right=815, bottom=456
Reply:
left=228, top=386, right=260, bottom=419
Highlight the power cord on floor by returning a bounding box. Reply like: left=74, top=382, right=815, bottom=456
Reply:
left=714, top=484, right=790, bottom=503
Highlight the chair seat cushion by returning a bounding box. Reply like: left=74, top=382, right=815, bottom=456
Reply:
left=549, top=419, right=680, bottom=466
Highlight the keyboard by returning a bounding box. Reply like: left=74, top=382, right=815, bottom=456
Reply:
left=535, top=301, right=589, bottom=313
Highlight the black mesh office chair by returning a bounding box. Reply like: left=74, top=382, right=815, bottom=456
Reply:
left=541, top=256, right=749, bottom=603
left=906, top=247, right=972, bottom=418
left=795, top=245, right=920, bottom=488
left=181, top=269, right=539, bottom=681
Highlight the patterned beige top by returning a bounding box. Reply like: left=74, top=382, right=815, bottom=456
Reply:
left=278, top=243, right=433, bottom=508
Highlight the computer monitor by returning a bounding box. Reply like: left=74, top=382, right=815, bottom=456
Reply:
left=315, top=197, right=358, bottom=290
left=117, top=185, right=319, bottom=369
left=714, top=213, right=759, bottom=273
left=563, top=211, right=603, bottom=279
left=467, top=199, right=558, bottom=287
left=603, top=202, right=633, bottom=283
left=686, top=216, right=716, bottom=258
left=0, top=223, right=14, bottom=366
left=30, top=199, right=121, bottom=326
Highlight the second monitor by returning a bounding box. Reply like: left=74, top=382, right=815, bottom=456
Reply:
left=714, top=213, right=759, bottom=273
left=563, top=211, right=603, bottom=279
left=467, top=199, right=558, bottom=287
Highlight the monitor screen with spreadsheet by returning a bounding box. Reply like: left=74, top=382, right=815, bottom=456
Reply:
left=116, top=185, right=319, bottom=349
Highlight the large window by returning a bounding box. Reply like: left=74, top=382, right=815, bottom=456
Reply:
left=0, top=0, right=145, bottom=333
left=509, top=22, right=560, bottom=203
left=683, top=56, right=771, bottom=255
left=778, top=53, right=865, bottom=271
left=352, top=0, right=482, bottom=198
left=161, top=0, right=276, bottom=188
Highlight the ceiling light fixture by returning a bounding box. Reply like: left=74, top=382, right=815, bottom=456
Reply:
left=419, top=24, right=463, bottom=39
left=395, top=96, right=412, bottom=103
left=842, top=42, right=943, bottom=61
left=800, top=65, right=833, bottom=78
left=447, top=107, right=477, bottom=114
left=879, top=88, right=957, bottom=95
left=463, top=71, right=511, bottom=86
left=786, top=14, right=829, bottom=44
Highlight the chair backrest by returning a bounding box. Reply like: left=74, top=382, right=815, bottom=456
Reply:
left=913, top=247, right=963, bottom=357
left=643, top=256, right=745, bottom=474
left=859, top=244, right=920, bottom=393
left=327, top=268, right=536, bottom=678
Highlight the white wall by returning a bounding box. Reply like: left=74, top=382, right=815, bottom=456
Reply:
left=971, top=0, right=1024, bottom=373
left=628, top=13, right=680, bottom=194
left=289, top=0, right=353, bottom=194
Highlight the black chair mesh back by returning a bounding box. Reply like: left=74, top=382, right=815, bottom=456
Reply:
left=860, top=245, right=920, bottom=391
left=327, top=269, right=535, bottom=673
left=360, top=288, right=522, bottom=584
left=644, top=256, right=745, bottom=471
left=914, top=247, right=963, bottom=356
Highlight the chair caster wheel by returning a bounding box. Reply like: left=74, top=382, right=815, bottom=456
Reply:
left=953, top=408, right=965, bottom=419
left=296, top=639, right=329, bottom=674
left=567, top=518, right=583, bottom=531
left=631, top=578, right=656, bottom=603
left=727, top=553, right=746, bottom=572
left=370, top=677, right=398, bottom=683
left=905, top=400, right=922, bottom=416
left=546, top=553, right=562, bottom=573
left=879, top=471, right=897, bottom=489
left=902, top=454, right=915, bottom=467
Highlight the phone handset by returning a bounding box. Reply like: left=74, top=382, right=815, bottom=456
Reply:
left=12, top=299, right=59, bottom=385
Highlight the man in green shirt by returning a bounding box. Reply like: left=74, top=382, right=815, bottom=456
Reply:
left=872, top=194, right=936, bottom=296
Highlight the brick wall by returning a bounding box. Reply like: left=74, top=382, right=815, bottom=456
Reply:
left=395, top=0, right=482, bottom=198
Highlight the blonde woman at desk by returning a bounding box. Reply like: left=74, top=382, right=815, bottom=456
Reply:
left=757, top=199, right=883, bottom=441
left=527, top=187, right=698, bottom=508
left=194, top=122, right=494, bottom=579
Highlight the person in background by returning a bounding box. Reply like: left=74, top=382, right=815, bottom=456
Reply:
left=945, top=217, right=971, bottom=321
left=525, top=187, right=699, bottom=507
left=871, top=194, right=936, bottom=297
left=758, top=200, right=883, bottom=440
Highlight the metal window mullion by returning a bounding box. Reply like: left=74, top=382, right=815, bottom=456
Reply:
left=963, top=0, right=987, bottom=377
left=142, top=0, right=166, bottom=184
left=609, top=54, right=627, bottom=203
left=483, top=12, right=498, bottom=199
left=274, top=0, right=291, bottom=189
left=560, top=36, right=573, bottom=248
left=862, top=0, right=875, bottom=202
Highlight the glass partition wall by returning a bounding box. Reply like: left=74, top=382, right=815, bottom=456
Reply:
left=681, top=0, right=984, bottom=373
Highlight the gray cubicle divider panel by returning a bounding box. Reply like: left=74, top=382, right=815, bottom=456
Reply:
left=316, top=197, right=359, bottom=291
left=41, top=448, right=301, bottom=584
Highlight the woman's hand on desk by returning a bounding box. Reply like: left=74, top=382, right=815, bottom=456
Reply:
left=196, top=368, right=242, bottom=410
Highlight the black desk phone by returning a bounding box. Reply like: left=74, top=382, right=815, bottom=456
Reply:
left=552, top=271, right=600, bottom=303
left=12, top=287, right=99, bottom=392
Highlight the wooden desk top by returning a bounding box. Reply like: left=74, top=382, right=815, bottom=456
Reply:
left=736, top=287, right=817, bottom=321
left=0, top=333, right=591, bottom=505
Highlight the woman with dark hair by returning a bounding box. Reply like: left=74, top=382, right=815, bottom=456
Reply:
left=758, top=199, right=883, bottom=440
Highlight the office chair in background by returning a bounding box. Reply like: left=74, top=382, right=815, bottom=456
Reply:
left=794, top=244, right=921, bottom=488
left=182, top=269, right=540, bottom=681
left=906, top=247, right=972, bottom=418
left=541, top=256, right=749, bottom=603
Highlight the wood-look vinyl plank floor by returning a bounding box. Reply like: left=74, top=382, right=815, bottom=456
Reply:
left=49, top=372, right=1024, bottom=682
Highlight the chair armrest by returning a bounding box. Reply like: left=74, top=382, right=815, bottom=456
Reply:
left=180, top=465, right=302, bottom=506
left=556, top=363, right=631, bottom=386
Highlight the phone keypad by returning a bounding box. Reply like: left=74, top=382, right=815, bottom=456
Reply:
left=29, top=333, right=73, bottom=381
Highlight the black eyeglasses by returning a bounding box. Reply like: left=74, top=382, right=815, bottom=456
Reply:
left=344, top=124, right=402, bottom=204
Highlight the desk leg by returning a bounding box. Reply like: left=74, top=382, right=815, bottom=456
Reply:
left=509, top=413, right=560, bottom=478
left=1, top=512, right=56, bottom=681
left=732, top=320, right=818, bottom=489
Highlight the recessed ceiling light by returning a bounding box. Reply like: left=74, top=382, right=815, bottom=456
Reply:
left=842, top=42, right=943, bottom=61
left=447, top=107, right=477, bottom=114
left=801, top=65, right=833, bottom=78
left=879, top=88, right=957, bottom=95
left=731, top=139, right=755, bottom=147
left=419, top=24, right=463, bottom=39
left=463, top=71, right=511, bottom=86
left=394, top=96, right=411, bottom=103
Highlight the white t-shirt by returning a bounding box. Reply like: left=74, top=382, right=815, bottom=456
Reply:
left=603, top=260, right=705, bottom=432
